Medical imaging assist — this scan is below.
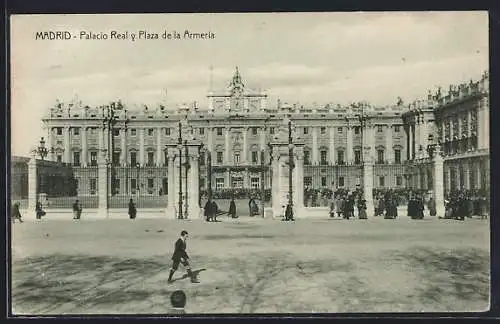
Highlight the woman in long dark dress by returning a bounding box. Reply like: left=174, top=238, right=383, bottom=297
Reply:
left=358, top=199, right=367, bottom=219
left=229, top=198, right=237, bottom=218
left=428, top=197, right=437, bottom=217
left=128, top=198, right=137, bottom=219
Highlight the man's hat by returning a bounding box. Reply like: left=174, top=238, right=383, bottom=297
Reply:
left=170, top=290, right=186, bottom=308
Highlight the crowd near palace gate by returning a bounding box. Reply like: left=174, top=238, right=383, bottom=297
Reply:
left=12, top=67, right=490, bottom=220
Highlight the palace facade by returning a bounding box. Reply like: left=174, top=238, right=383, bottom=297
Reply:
left=39, top=68, right=489, bottom=197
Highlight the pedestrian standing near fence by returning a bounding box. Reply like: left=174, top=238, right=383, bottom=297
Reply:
left=12, top=202, right=23, bottom=223
left=35, top=201, right=46, bottom=220
left=72, top=200, right=82, bottom=220
left=128, top=198, right=137, bottom=219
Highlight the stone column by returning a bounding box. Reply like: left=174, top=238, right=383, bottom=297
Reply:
left=259, top=127, right=266, bottom=151
left=98, top=151, right=109, bottom=217
left=445, top=166, right=452, bottom=195
left=416, top=118, right=422, bottom=158
left=28, top=156, right=38, bottom=214
left=347, top=126, right=354, bottom=164
left=405, top=126, right=410, bottom=161
left=271, top=150, right=281, bottom=218
left=225, top=127, right=231, bottom=164
left=207, top=127, right=214, bottom=152
left=433, top=152, right=446, bottom=217
left=47, top=127, right=55, bottom=161
left=463, top=160, right=470, bottom=190
left=476, top=164, right=482, bottom=189
left=368, top=125, right=376, bottom=162
left=139, top=128, right=145, bottom=166
left=484, top=98, right=490, bottom=150
left=242, top=127, right=248, bottom=163
left=363, top=159, right=375, bottom=218
left=188, top=147, right=201, bottom=219
left=81, top=127, right=88, bottom=167
left=293, top=146, right=305, bottom=218
left=329, top=126, right=335, bottom=164
left=165, top=146, right=179, bottom=219
left=167, top=151, right=175, bottom=211
left=64, top=126, right=71, bottom=163
left=312, top=127, right=318, bottom=164
left=385, top=124, right=393, bottom=164
left=156, top=127, right=162, bottom=166
left=226, top=169, right=231, bottom=188
left=120, top=127, right=127, bottom=166
left=99, top=127, right=105, bottom=152
left=411, top=124, right=416, bottom=160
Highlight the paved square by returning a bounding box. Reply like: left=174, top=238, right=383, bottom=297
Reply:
left=11, top=217, right=489, bottom=314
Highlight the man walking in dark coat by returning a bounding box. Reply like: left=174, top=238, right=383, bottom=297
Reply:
left=128, top=198, right=137, bottom=219
left=168, top=230, right=199, bottom=284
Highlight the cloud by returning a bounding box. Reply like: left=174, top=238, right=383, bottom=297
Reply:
left=10, top=12, right=489, bottom=157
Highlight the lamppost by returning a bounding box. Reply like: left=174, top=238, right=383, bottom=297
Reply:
left=102, top=104, right=119, bottom=197
left=260, top=117, right=270, bottom=218
left=356, top=108, right=370, bottom=164
left=283, top=117, right=295, bottom=217
left=123, top=110, right=130, bottom=195
left=32, top=137, right=54, bottom=205
left=260, top=149, right=265, bottom=218
left=135, top=163, right=140, bottom=196
left=184, top=139, right=190, bottom=219
left=176, top=118, right=189, bottom=219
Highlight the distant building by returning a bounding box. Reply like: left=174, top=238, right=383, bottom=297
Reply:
left=38, top=67, right=489, bottom=197
left=402, top=71, right=490, bottom=195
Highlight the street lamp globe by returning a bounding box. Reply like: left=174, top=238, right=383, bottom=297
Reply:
left=177, top=144, right=183, bottom=151
left=288, top=143, right=295, bottom=150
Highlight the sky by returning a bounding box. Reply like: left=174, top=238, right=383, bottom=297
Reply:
left=11, top=12, right=488, bottom=157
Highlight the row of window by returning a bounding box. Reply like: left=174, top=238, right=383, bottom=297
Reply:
left=303, top=149, right=402, bottom=165
left=53, top=124, right=402, bottom=137
left=86, top=175, right=403, bottom=195
left=67, top=148, right=403, bottom=166
left=304, top=175, right=404, bottom=188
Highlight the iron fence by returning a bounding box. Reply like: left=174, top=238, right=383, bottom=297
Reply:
left=108, top=166, right=169, bottom=208
left=39, top=165, right=99, bottom=209
left=11, top=165, right=29, bottom=209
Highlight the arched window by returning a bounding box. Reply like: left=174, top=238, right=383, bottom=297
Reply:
left=376, top=145, right=385, bottom=164
left=336, top=147, right=345, bottom=165
left=319, top=146, right=328, bottom=165
left=353, top=145, right=362, bottom=164
left=303, top=146, right=312, bottom=165
left=393, top=145, right=403, bottom=164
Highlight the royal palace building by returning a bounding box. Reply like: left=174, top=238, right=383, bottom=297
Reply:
left=37, top=67, right=489, bottom=200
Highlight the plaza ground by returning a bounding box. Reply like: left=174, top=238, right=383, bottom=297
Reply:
left=11, top=216, right=489, bottom=314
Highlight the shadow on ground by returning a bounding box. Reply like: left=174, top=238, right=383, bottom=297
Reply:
left=12, top=248, right=489, bottom=314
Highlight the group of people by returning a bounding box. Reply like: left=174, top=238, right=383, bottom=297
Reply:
left=328, top=190, right=368, bottom=220
left=374, top=191, right=400, bottom=219
left=444, top=190, right=489, bottom=220
left=203, top=199, right=220, bottom=222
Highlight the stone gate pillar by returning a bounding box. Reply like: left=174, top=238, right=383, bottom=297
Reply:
left=363, top=151, right=375, bottom=218
left=270, top=149, right=282, bottom=219
left=165, top=141, right=202, bottom=219
left=97, top=150, right=109, bottom=218
left=187, top=144, right=202, bottom=219
left=433, top=150, right=446, bottom=217
left=293, top=144, right=305, bottom=218
left=28, top=155, right=38, bottom=213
